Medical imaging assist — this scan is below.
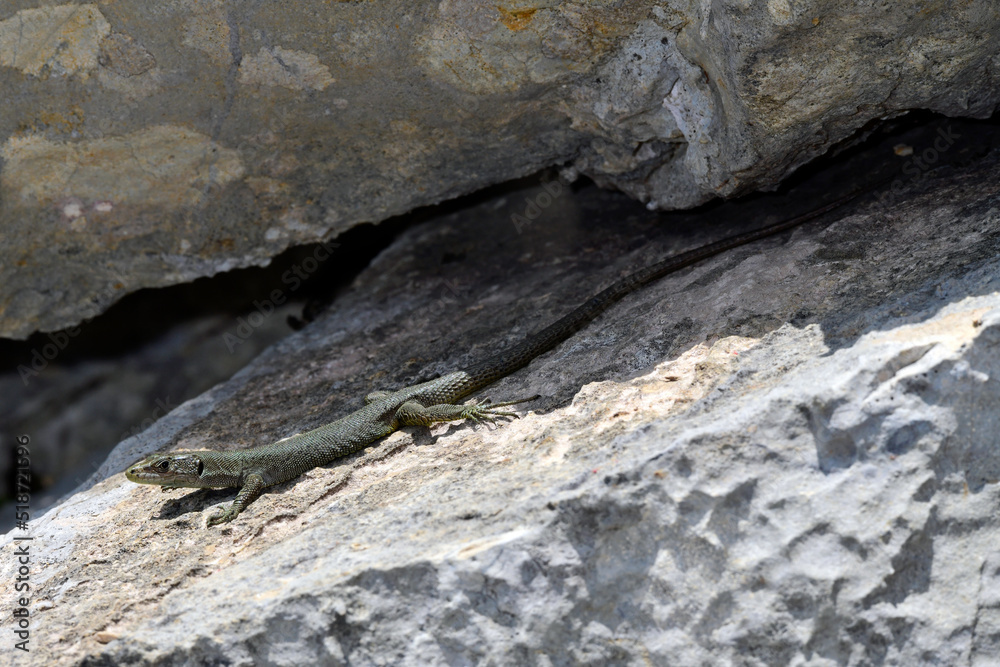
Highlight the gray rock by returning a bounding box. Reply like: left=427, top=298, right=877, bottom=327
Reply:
left=0, top=304, right=299, bottom=529
left=2, top=1, right=998, bottom=337
left=3, top=121, right=1000, bottom=665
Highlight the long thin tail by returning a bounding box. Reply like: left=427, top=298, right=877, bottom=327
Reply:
left=460, top=180, right=886, bottom=393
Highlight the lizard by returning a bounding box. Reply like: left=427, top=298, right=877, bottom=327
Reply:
left=126, top=183, right=879, bottom=526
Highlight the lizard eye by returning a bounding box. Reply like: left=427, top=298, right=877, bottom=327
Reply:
left=156, top=460, right=170, bottom=471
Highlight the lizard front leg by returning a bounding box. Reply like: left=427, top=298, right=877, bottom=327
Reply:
left=207, top=473, right=266, bottom=526
left=395, top=396, right=539, bottom=427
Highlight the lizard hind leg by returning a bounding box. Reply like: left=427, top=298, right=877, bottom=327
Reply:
left=476, top=394, right=541, bottom=412
left=395, top=395, right=540, bottom=428
left=460, top=394, right=541, bottom=423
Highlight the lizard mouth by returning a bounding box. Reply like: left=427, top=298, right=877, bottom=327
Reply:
left=125, top=467, right=159, bottom=483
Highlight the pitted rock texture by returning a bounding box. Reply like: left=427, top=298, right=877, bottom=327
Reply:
left=2, top=1, right=998, bottom=337
left=2, top=123, right=1000, bottom=665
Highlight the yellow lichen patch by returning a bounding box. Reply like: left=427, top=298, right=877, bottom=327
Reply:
left=498, top=6, right=538, bottom=31
left=1, top=125, right=245, bottom=208
left=0, top=4, right=111, bottom=77
left=239, top=47, right=335, bottom=91
left=30, top=107, right=86, bottom=134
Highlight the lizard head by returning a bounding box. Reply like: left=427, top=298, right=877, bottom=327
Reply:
left=125, top=453, right=206, bottom=487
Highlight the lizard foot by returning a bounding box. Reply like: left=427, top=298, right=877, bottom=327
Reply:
left=206, top=505, right=239, bottom=526
left=460, top=395, right=540, bottom=424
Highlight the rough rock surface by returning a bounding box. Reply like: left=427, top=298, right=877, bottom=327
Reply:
left=2, top=0, right=998, bottom=337
left=0, top=304, right=299, bottom=525
left=3, top=120, right=1000, bottom=665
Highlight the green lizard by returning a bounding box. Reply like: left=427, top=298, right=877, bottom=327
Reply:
left=126, top=185, right=874, bottom=526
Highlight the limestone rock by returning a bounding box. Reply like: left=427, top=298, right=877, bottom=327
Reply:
left=2, top=1, right=998, bottom=337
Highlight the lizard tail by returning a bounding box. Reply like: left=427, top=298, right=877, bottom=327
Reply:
left=460, top=178, right=889, bottom=393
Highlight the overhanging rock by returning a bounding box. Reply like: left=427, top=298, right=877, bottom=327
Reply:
left=2, top=1, right=998, bottom=338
